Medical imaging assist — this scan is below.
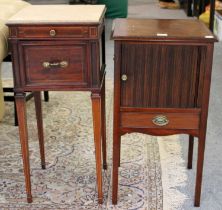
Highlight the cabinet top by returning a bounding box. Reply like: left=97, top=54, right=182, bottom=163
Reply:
left=112, top=19, right=217, bottom=42
left=7, top=5, right=106, bottom=25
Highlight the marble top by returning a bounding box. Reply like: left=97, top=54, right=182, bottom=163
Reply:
left=7, top=5, right=106, bottom=25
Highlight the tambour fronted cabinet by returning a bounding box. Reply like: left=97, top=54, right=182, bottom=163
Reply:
left=112, top=19, right=217, bottom=207
left=7, top=5, right=107, bottom=204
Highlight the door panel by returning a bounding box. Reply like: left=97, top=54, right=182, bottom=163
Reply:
left=121, top=43, right=206, bottom=108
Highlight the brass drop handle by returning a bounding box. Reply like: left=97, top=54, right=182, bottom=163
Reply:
left=152, top=115, right=169, bottom=126
left=42, top=61, right=69, bottom=69
left=49, top=29, right=56, bottom=37
left=121, top=74, right=128, bottom=81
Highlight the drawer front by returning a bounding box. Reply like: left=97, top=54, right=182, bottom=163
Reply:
left=121, top=112, right=200, bottom=130
left=20, top=42, right=88, bottom=87
left=18, top=26, right=89, bottom=38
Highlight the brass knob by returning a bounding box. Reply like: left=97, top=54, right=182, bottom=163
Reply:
left=60, top=61, right=68, bottom=68
left=152, top=115, right=169, bottom=126
left=121, top=74, right=127, bottom=81
left=49, top=29, right=56, bottom=37
left=42, top=62, right=50, bottom=68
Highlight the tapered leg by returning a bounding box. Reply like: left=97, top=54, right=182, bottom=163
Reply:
left=34, top=92, right=46, bottom=169
left=209, top=0, right=216, bottom=31
left=14, top=97, right=18, bottom=126
left=15, top=93, right=32, bottom=203
left=194, top=133, right=206, bottom=207
left=188, top=135, right=194, bottom=169
left=43, top=91, right=49, bottom=102
left=186, top=0, right=192, bottom=16
left=91, top=93, right=103, bottom=204
left=113, top=41, right=121, bottom=204
left=101, top=81, right=107, bottom=170
left=112, top=124, right=121, bottom=204
left=118, top=138, right=121, bottom=167
left=112, top=103, right=121, bottom=205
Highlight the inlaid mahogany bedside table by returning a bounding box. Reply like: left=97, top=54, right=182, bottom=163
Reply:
left=7, top=5, right=107, bottom=204
left=112, top=19, right=217, bottom=207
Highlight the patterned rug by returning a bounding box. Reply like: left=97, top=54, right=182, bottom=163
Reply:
left=0, top=80, right=187, bottom=209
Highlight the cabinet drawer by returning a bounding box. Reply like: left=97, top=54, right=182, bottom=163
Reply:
left=18, top=26, right=89, bottom=38
left=121, top=112, right=200, bottom=130
left=20, top=42, right=88, bottom=87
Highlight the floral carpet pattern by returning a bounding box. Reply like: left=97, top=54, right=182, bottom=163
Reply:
left=0, top=81, right=187, bottom=209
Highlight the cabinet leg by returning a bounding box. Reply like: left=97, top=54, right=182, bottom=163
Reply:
left=101, top=81, right=107, bottom=170
left=34, top=92, right=46, bottom=169
left=43, top=91, right=49, bottom=102
left=15, top=93, right=32, bottom=203
left=188, top=135, right=194, bottom=169
left=112, top=107, right=121, bottom=205
left=14, top=96, right=18, bottom=126
left=194, top=134, right=206, bottom=207
left=118, top=138, right=121, bottom=167
left=91, top=93, right=103, bottom=204
left=112, top=127, right=120, bottom=204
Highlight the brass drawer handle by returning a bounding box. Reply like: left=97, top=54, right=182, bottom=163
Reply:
left=152, top=115, right=169, bottom=126
left=121, top=74, right=128, bottom=81
left=49, top=29, right=56, bottom=37
left=42, top=61, right=69, bottom=69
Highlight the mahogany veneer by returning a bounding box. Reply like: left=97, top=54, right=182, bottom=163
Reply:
left=112, top=19, right=217, bottom=207
left=7, top=5, right=107, bottom=204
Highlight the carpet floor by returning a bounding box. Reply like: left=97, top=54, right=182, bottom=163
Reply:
left=0, top=80, right=190, bottom=209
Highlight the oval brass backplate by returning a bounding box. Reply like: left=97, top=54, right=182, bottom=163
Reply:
left=152, top=115, right=169, bottom=126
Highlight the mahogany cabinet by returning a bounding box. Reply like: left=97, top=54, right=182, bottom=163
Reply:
left=7, top=5, right=107, bottom=204
left=112, top=19, right=217, bottom=207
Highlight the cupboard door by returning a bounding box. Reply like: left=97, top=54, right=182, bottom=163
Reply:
left=120, top=43, right=206, bottom=108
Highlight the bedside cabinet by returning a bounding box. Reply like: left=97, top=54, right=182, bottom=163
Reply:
left=112, top=19, right=217, bottom=207
left=7, top=5, right=106, bottom=204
